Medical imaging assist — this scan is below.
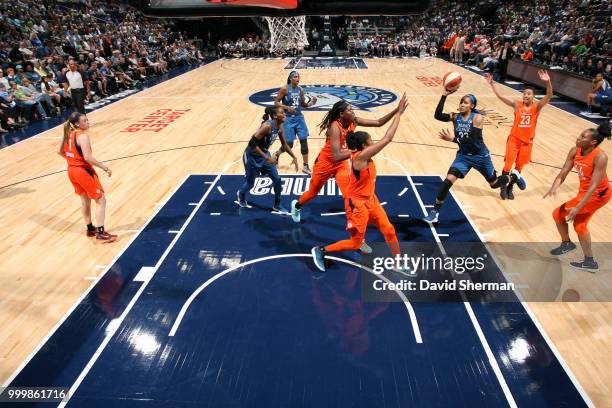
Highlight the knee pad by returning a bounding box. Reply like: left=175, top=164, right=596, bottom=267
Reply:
left=299, top=138, right=308, bottom=155
left=447, top=167, right=464, bottom=179
left=486, top=169, right=499, bottom=185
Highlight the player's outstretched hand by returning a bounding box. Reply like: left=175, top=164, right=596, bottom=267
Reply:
left=397, top=93, right=407, bottom=114
left=104, top=166, right=112, bottom=177
left=484, top=73, right=493, bottom=84
left=442, top=87, right=457, bottom=96
left=538, top=70, right=551, bottom=82
left=439, top=128, right=453, bottom=142
left=543, top=186, right=557, bottom=199
left=309, top=95, right=317, bottom=107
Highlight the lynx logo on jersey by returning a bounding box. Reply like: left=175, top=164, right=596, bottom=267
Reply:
left=249, top=85, right=397, bottom=112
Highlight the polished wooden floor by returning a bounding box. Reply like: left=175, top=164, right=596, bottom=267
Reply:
left=1, top=58, right=610, bottom=406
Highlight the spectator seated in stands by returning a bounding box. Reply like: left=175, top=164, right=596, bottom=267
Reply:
left=587, top=72, right=612, bottom=116
left=0, top=82, right=24, bottom=132
left=20, top=78, right=57, bottom=116
left=10, top=81, right=48, bottom=120
left=0, top=0, right=205, bottom=134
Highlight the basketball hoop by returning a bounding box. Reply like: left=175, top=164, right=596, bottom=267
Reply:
left=264, top=16, right=308, bottom=54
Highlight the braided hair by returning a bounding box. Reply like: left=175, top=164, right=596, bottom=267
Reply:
left=318, top=100, right=350, bottom=133
left=262, top=106, right=279, bottom=122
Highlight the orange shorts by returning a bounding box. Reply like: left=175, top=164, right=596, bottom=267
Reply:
left=312, top=156, right=349, bottom=194
left=553, top=187, right=611, bottom=233
left=298, top=156, right=349, bottom=206
left=345, top=195, right=394, bottom=235
left=68, top=166, right=104, bottom=199
left=504, top=136, right=533, bottom=172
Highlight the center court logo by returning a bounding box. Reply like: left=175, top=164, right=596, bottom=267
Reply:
left=249, top=85, right=397, bottom=111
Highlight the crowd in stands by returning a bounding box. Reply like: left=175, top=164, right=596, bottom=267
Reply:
left=341, top=0, right=610, bottom=81
left=215, top=36, right=272, bottom=58
left=215, top=35, right=308, bottom=58
left=0, top=0, right=204, bottom=135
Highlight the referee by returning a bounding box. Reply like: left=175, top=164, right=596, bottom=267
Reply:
left=65, top=61, right=87, bottom=115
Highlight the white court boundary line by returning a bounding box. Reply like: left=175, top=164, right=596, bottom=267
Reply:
left=1, top=173, right=193, bottom=388
left=446, top=184, right=595, bottom=408
left=168, top=253, right=422, bottom=344
left=56, top=161, right=240, bottom=407
left=380, top=156, right=518, bottom=408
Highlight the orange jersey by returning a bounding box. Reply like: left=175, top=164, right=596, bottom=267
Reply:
left=510, top=101, right=540, bottom=143
left=348, top=151, right=376, bottom=200
left=574, top=147, right=609, bottom=194
left=318, top=120, right=356, bottom=164
left=63, top=130, right=92, bottom=169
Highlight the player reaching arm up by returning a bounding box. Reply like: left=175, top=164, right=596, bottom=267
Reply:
left=486, top=70, right=553, bottom=200
left=311, top=94, right=408, bottom=272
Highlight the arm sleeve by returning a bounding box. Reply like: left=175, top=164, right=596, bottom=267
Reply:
left=468, top=127, right=483, bottom=143
left=434, top=95, right=452, bottom=122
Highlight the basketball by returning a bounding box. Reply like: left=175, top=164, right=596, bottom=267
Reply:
left=443, top=71, right=462, bottom=92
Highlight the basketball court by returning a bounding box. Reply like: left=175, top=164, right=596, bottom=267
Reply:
left=1, top=1, right=611, bottom=407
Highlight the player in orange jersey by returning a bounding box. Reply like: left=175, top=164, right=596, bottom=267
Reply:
left=486, top=70, right=553, bottom=200
left=544, top=123, right=610, bottom=272
left=58, top=112, right=117, bottom=242
left=290, top=96, right=406, bottom=222
left=311, top=95, right=407, bottom=272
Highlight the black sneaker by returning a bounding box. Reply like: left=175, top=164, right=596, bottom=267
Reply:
left=570, top=259, right=599, bottom=273
left=236, top=191, right=248, bottom=207
left=500, top=186, right=508, bottom=200
left=550, top=241, right=577, bottom=255
left=506, top=185, right=515, bottom=200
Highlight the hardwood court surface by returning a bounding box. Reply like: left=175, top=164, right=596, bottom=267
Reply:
left=0, top=58, right=610, bottom=406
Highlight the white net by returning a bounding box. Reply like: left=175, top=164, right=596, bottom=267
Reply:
left=264, top=16, right=308, bottom=54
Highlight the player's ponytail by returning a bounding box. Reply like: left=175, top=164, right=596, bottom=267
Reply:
left=61, top=112, right=82, bottom=150
left=346, top=131, right=369, bottom=151
left=262, top=106, right=276, bottom=122
left=593, top=123, right=611, bottom=146
left=319, top=100, right=350, bottom=133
